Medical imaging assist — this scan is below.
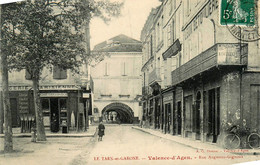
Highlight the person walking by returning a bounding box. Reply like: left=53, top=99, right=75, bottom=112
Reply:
left=98, top=121, right=105, bottom=141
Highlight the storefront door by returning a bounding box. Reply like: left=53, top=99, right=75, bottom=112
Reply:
left=50, top=98, right=59, bottom=132
left=177, top=101, right=182, bottom=135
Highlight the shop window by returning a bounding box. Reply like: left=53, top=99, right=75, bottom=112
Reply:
left=42, top=99, right=50, bottom=115
left=60, top=99, right=67, bottom=110
left=53, top=65, right=67, bottom=79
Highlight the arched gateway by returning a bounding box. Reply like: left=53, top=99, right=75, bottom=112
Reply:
left=101, top=102, right=134, bottom=124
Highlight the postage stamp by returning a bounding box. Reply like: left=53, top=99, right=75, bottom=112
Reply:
left=220, top=0, right=260, bottom=41
left=220, top=0, right=255, bottom=26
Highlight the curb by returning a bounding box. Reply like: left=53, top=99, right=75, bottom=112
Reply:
left=132, top=126, right=260, bottom=156
left=0, top=134, right=95, bottom=138
left=0, top=131, right=96, bottom=138
left=132, top=126, right=199, bottom=150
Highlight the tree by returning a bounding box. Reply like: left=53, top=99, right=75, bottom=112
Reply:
left=1, top=0, right=122, bottom=141
left=0, top=4, right=13, bottom=152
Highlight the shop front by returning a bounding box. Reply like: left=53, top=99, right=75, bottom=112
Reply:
left=162, top=88, right=174, bottom=135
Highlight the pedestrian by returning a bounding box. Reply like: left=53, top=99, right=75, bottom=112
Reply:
left=98, top=121, right=105, bottom=141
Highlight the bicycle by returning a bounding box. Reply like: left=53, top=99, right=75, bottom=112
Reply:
left=223, top=125, right=260, bottom=149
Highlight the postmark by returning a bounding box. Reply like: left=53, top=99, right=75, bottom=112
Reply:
left=220, top=0, right=260, bottom=42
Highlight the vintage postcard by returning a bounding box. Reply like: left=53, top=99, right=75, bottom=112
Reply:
left=0, top=0, right=260, bottom=165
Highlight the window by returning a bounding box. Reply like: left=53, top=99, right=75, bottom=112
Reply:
left=187, top=0, right=191, bottom=16
left=104, top=63, right=109, bottom=76
left=161, top=16, right=164, bottom=43
left=167, top=24, right=171, bottom=47
left=121, top=62, right=127, bottom=76
left=184, top=95, right=193, bottom=132
left=172, top=20, right=175, bottom=43
left=53, top=65, right=67, bottom=79
left=157, top=23, right=160, bottom=46
left=25, top=68, right=32, bottom=80
left=150, top=35, right=153, bottom=57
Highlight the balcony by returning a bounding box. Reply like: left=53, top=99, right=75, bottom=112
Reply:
left=171, top=43, right=248, bottom=86
left=148, top=68, right=161, bottom=85
left=162, top=39, right=181, bottom=60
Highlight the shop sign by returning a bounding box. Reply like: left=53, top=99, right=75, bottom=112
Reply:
left=163, top=94, right=173, bottom=102
left=40, top=93, right=68, bottom=97
left=18, top=93, right=29, bottom=113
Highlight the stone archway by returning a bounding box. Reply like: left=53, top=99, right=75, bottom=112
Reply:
left=101, top=102, right=134, bottom=124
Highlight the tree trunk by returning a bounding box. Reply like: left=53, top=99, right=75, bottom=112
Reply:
left=84, top=20, right=90, bottom=130
left=0, top=4, right=4, bottom=135
left=32, top=76, right=46, bottom=141
left=0, top=90, right=3, bottom=134
left=0, top=5, right=13, bottom=152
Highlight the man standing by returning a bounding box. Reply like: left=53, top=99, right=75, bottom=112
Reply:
left=98, top=121, right=105, bottom=141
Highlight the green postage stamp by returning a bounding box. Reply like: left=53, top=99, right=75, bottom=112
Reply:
left=220, top=0, right=255, bottom=26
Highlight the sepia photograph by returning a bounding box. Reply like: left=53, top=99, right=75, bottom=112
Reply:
left=0, top=0, right=260, bottom=164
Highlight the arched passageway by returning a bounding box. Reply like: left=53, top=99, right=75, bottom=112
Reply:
left=101, top=103, right=134, bottom=124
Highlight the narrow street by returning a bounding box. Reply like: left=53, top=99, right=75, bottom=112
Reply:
left=73, top=125, right=260, bottom=165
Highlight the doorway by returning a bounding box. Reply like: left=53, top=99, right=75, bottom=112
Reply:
left=177, top=101, right=182, bottom=135
left=208, top=88, right=220, bottom=143
left=50, top=98, right=59, bottom=132
left=10, top=98, right=18, bottom=127
left=194, top=92, right=201, bottom=139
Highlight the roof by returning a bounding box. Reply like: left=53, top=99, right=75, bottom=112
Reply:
left=92, top=34, right=142, bottom=52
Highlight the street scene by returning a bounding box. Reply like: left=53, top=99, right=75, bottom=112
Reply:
left=1, top=0, right=260, bottom=165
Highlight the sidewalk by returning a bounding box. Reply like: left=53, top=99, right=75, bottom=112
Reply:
left=132, top=126, right=260, bottom=155
left=0, top=125, right=97, bottom=138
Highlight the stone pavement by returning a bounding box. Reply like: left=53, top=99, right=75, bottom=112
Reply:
left=132, top=126, right=260, bottom=156
left=0, top=125, right=97, bottom=138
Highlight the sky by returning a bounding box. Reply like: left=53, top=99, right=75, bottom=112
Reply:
left=90, top=0, right=161, bottom=49
left=1, top=0, right=161, bottom=48
left=0, top=0, right=24, bottom=4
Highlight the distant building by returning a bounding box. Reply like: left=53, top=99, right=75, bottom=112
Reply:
left=91, top=34, right=143, bottom=124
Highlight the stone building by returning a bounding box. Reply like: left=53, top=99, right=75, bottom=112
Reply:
left=0, top=61, right=93, bottom=133
left=141, top=0, right=260, bottom=147
left=91, top=34, right=143, bottom=124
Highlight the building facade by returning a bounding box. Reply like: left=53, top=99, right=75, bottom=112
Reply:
left=141, top=0, right=260, bottom=148
left=91, top=34, right=143, bottom=124
left=0, top=62, right=93, bottom=133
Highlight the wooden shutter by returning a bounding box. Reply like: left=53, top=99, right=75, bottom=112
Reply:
left=53, top=65, right=67, bottom=79
left=25, top=69, right=32, bottom=80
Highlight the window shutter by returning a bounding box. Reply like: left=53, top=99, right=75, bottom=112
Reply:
left=53, top=65, right=60, bottom=79
left=60, top=68, right=67, bottom=79
left=53, top=65, right=67, bottom=79
left=25, top=69, right=32, bottom=80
